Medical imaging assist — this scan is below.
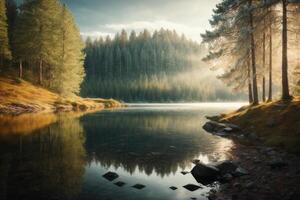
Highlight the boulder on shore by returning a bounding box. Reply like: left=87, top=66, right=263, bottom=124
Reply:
left=203, top=121, right=227, bottom=133
left=213, top=160, right=238, bottom=175
left=203, top=121, right=241, bottom=135
left=191, top=163, right=220, bottom=185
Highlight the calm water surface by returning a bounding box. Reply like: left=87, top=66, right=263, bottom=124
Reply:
left=0, top=103, right=245, bottom=200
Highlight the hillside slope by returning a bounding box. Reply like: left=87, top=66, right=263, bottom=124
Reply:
left=0, top=77, right=121, bottom=115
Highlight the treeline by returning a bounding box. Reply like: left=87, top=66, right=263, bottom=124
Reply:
left=202, top=0, right=300, bottom=104
left=0, top=0, right=85, bottom=97
left=82, top=29, right=240, bottom=101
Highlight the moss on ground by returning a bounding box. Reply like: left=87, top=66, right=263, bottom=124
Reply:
left=219, top=97, right=300, bottom=153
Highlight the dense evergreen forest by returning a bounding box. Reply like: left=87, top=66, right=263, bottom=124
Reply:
left=0, top=0, right=84, bottom=97
left=1, top=0, right=299, bottom=103
left=82, top=30, right=241, bottom=102
left=202, top=0, right=300, bottom=104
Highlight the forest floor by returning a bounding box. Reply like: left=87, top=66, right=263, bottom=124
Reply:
left=0, top=76, right=122, bottom=115
left=216, top=97, right=300, bottom=153
left=206, top=98, right=300, bottom=200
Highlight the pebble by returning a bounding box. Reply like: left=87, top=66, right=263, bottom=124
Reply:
left=245, top=181, right=255, bottom=189
left=233, top=182, right=241, bottom=188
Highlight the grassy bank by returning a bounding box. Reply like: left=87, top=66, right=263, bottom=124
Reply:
left=217, top=97, right=300, bottom=153
left=0, top=77, right=122, bottom=115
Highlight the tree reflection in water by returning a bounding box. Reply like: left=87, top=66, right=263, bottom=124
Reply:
left=81, top=110, right=233, bottom=177
left=0, top=114, right=86, bottom=200
left=0, top=106, right=235, bottom=200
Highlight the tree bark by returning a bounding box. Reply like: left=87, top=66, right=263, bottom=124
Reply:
left=262, top=25, right=266, bottom=102
left=0, top=55, right=3, bottom=67
left=249, top=0, right=259, bottom=105
left=268, top=14, right=273, bottom=102
left=19, top=60, right=23, bottom=78
left=247, top=58, right=253, bottom=104
left=39, top=59, right=43, bottom=85
left=281, top=0, right=290, bottom=100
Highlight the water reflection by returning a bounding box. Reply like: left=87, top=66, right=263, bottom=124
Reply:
left=82, top=111, right=232, bottom=177
left=0, top=103, right=240, bottom=200
left=0, top=114, right=86, bottom=200
left=0, top=113, right=57, bottom=135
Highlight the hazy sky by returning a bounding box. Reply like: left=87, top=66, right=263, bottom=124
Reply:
left=18, top=0, right=220, bottom=42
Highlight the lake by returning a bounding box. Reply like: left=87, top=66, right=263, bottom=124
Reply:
left=0, top=103, right=245, bottom=200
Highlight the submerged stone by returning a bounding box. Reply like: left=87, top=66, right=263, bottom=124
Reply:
left=183, top=184, right=202, bottom=191
left=132, top=184, right=146, bottom=190
left=181, top=171, right=190, bottom=175
left=102, top=172, right=119, bottom=181
left=192, top=159, right=200, bottom=165
left=169, top=186, right=178, bottom=190
left=114, top=181, right=126, bottom=187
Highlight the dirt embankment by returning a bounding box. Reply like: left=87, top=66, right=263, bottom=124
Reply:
left=0, top=77, right=122, bottom=115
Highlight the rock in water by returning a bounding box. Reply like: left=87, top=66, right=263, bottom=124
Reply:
left=183, top=184, right=202, bottom=191
left=203, top=121, right=226, bottom=133
left=192, top=159, right=200, bottom=165
left=132, top=184, right=146, bottom=190
left=169, top=186, right=178, bottom=190
left=203, top=121, right=241, bottom=134
left=191, top=163, right=220, bottom=185
left=181, top=171, right=190, bottom=175
left=102, top=172, right=119, bottom=181
left=214, top=160, right=238, bottom=175
left=114, top=181, right=126, bottom=187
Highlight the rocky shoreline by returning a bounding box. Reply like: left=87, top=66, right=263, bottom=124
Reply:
left=201, top=120, right=300, bottom=200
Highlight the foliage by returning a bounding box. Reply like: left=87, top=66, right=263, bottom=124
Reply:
left=82, top=29, right=241, bottom=102
left=11, top=0, right=85, bottom=96
left=0, top=0, right=11, bottom=65
left=202, top=0, right=300, bottom=103
left=52, top=5, right=85, bottom=97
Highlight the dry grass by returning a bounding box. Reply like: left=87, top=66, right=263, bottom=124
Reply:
left=0, top=76, right=122, bottom=114
left=219, top=97, right=300, bottom=153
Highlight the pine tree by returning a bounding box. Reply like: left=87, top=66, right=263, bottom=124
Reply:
left=0, top=0, right=11, bottom=67
left=292, top=3, right=300, bottom=94
left=52, top=5, right=85, bottom=97
left=5, top=0, right=17, bottom=51
left=13, top=0, right=34, bottom=78
left=201, top=0, right=259, bottom=104
left=14, top=0, right=61, bottom=84
left=281, top=0, right=290, bottom=100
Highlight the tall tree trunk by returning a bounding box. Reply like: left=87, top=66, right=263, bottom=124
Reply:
left=268, top=16, right=273, bottom=102
left=249, top=0, right=259, bottom=105
left=39, top=59, right=43, bottom=85
left=247, top=58, right=253, bottom=104
left=262, top=25, right=266, bottom=102
left=0, top=55, right=3, bottom=67
left=19, top=60, right=23, bottom=78
left=281, top=0, right=290, bottom=100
